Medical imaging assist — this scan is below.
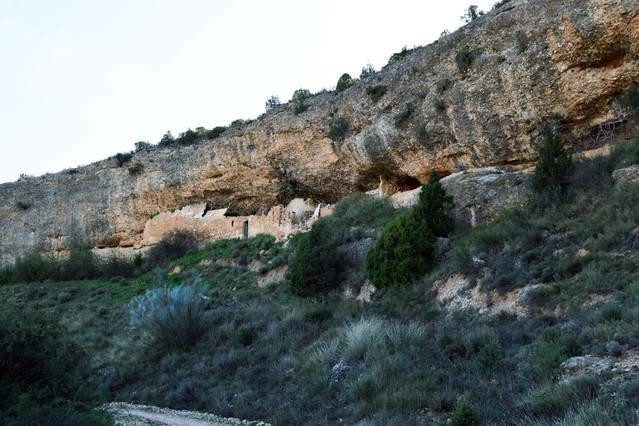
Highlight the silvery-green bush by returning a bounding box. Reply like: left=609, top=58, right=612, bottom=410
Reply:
left=129, top=278, right=209, bottom=353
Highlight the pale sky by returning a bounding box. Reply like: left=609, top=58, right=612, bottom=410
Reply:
left=0, top=0, right=495, bottom=183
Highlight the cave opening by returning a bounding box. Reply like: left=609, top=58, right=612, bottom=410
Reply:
left=394, top=175, right=422, bottom=192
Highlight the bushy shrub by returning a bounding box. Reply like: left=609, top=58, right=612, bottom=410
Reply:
left=476, top=340, right=505, bottom=369
left=554, top=403, right=613, bottom=425
left=176, top=129, right=200, bottom=145
left=533, top=124, right=573, bottom=199
left=236, top=325, right=256, bottom=346
left=526, top=329, right=580, bottom=379
left=100, top=253, right=138, bottom=278
left=12, top=252, right=57, bottom=283
left=165, top=378, right=209, bottom=410
left=0, top=309, right=110, bottom=425
left=413, top=121, right=429, bottom=145
left=618, top=84, right=639, bottom=113
left=622, top=379, right=639, bottom=404
left=451, top=393, right=479, bottom=425
left=568, top=155, right=614, bottom=191
left=434, top=98, right=446, bottom=112
left=522, top=376, right=598, bottom=418
left=0, top=310, right=83, bottom=397
left=515, top=30, right=528, bottom=53
left=287, top=220, right=345, bottom=297
left=16, top=200, right=31, bottom=210
left=3, top=241, right=145, bottom=285
left=330, top=192, right=397, bottom=233
left=461, top=5, right=483, bottom=23
left=206, top=126, right=227, bottom=139
left=148, top=230, right=200, bottom=266
left=59, top=243, right=99, bottom=281
left=360, top=63, right=375, bottom=79
left=609, top=137, right=639, bottom=169
left=0, top=267, right=12, bottom=285
left=388, top=46, right=413, bottom=65
left=366, top=85, right=387, bottom=103
left=135, top=141, right=153, bottom=152
left=128, top=162, right=144, bottom=175
left=394, top=103, right=414, bottom=128
left=291, top=89, right=312, bottom=114
left=436, top=79, right=452, bottom=94
left=366, top=210, right=436, bottom=287
left=292, top=89, right=312, bottom=102
left=312, top=318, right=426, bottom=365
left=159, top=131, right=175, bottom=146
left=129, top=278, right=209, bottom=353
left=456, top=47, right=480, bottom=75
left=229, top=118, right=247, bottom=128
left=114, top=152, right=133, bottom=167
left=328, top=116, right=350, bottom=141
left=294, top=102, right=309, bottom=114
left=598, top=303, right=622, bottom=322
left=336, top=73, right=355, bottom=92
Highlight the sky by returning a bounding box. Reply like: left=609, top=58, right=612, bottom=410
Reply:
left=0, top=0, right=496, bottom=183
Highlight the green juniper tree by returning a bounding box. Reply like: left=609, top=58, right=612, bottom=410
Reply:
left=414, top=170, right=455, bottom=237
left=366, top=210, right=436, bottom=288
left=533, top=123, right=573, bottom=198
left=287, top=220, right=344, bottom=297
left=366, top=171, right=454, bottom=287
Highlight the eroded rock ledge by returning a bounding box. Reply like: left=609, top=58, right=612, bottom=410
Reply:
left=1, top=0, right=637, bottom=265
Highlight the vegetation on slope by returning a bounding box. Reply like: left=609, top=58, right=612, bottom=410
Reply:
left=3, top=132, right=639, bottom=424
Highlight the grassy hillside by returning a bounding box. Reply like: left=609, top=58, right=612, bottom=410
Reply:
left=3, top=133, right=639, bottom=424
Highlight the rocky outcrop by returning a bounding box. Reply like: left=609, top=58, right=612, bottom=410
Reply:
left=434, top=274, right=532, bottom=316
left=1, top=0, right=638, bottom=265
left=612, top=164, right=639, bottom=184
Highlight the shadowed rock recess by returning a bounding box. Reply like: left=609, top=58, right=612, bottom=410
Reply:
left=1, top=0, right=637, bottom=265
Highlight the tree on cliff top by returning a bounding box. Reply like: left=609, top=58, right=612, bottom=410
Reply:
left=461, top=5, right=483, bottom=23
left=336, top=73, right=355, bottom=92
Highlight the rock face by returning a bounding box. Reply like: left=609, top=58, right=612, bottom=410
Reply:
left=1, top=0, right=638, bottom=265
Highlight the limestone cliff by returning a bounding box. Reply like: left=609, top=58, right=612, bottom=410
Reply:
left=0, top=0, right=637, bottom=265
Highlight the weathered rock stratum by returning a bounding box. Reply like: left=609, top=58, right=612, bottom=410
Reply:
left=1, top=0, right=637, bottom=264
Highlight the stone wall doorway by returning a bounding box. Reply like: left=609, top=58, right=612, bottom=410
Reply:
left=242, top=220, right=249, bottom=239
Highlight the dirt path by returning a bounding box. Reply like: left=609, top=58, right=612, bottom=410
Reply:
left=104, top=402, right=270, bottom=426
